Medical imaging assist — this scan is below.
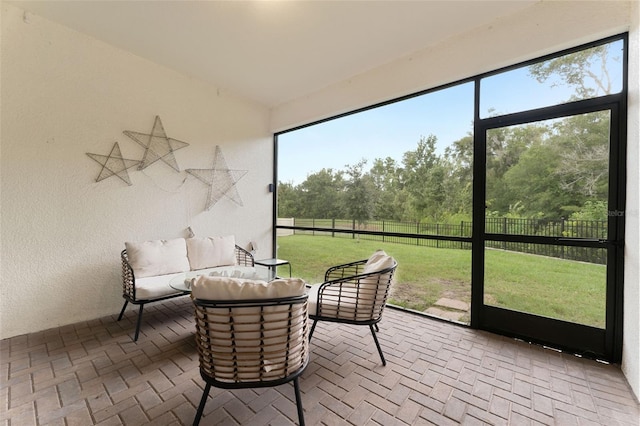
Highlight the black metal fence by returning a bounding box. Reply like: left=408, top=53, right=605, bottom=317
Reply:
left=282, top=218, right=607, bottom=264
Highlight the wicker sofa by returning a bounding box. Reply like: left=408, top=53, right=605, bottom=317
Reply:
left=117, top=235, right=254, bottom=341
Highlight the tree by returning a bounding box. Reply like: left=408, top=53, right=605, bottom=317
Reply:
left=369, top=157, right=403, bottom=220
left=527, top=44, right=615, bottom=214
left=401, top=135, right=448, bottom=222
left=569, top=200, right=608, bottom=221
left=528, top=44, right=617, bottom=99
left=551, top=111, right=610, bottom=200
left=503, top=142, right=573, bottom=218
left=485, top=124, right=548, bottom=214
left=440, top=150, right=472, bottom=221
left=277, top=181, right=301, bottom=218
left=297, top=169, right=345, bottom=219
left=343, top=159, right=375, bottom=227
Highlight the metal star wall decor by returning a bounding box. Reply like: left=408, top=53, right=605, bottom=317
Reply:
left=123, top=116, right=189, bottom=172
left=86, top=142, right=141, bottom=186
left=186, top=145, right=248, bottom=211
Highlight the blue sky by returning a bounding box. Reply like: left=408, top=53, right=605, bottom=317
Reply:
left=277, top=82, right=474, bottom=185
left=277, top=40, right=623, bottom=185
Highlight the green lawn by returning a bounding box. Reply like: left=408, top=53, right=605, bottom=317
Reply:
left=276, top=234, right=606, bottom=328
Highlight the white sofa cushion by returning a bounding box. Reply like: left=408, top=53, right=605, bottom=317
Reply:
left=186, top=235, right=236, bottom=270
left=307, top=283, right=366, bottom=320
left=125, top=238, right=190, bottom=278
left=134, top=272, right=185, bottom=300
left=191, top=276, right=306, bottom=300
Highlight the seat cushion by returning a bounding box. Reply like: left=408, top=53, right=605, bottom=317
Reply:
left=307, top=282, right=372, bottom=321
left=134, top=272, right=185, bottom=300
left=186, top=235, right=236, bottom=270
left=125, top=238, right=190, bottom=278
left=191, top=276, right=306, bottom=300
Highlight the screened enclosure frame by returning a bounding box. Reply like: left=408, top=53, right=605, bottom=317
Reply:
left=273, top=33, right=628, bottom=363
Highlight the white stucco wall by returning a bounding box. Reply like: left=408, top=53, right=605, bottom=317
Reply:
left=0, top=4, right=273, bottom=339
left=271, top=0, right=640, bottom=402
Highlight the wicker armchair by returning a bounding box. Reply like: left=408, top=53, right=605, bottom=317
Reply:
left=307, top=251, right=397, bottom=366
left=191, top=276, right=309, bottom=425
left=118, top=244, right=254, bottom=341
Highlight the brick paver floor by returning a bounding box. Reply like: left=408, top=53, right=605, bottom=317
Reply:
left=1, top=297, right=638, bottom=425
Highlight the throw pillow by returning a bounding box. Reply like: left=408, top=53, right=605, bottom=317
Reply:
left=186, top=235, right=236, bottom=270
left=125, top=238, right=190, bottom=278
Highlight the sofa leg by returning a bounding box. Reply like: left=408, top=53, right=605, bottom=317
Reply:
left=117, top=301, right=128, bottom=321
left=134, top=304, right=144, bottom=342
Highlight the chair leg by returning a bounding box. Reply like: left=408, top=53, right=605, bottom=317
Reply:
left=117, top=300, right=128, bottom=321
left=293, top=377, right=305, bottom=426
left=369, top=324, right=386, bottom=366
left=308, top=320, right=318, bottom=341
left=193, top=382, right=211, bottom=426
left=133, top=304, right=144, bottom=342
left=374, top=323, right=379, bottom=333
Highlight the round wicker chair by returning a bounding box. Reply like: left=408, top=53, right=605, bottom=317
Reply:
left=191, top=278, right=309, bottom=426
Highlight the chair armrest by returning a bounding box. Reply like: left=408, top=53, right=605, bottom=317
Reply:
left=324, top=259, right=368, bottom=281
left=121, top=249, right=136, bottom=300
left=235, top=244, right=255, bottom=267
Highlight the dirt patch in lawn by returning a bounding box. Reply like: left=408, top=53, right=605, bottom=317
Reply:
left=389, top=278, right=470, bottom=313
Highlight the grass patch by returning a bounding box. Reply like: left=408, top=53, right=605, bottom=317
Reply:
left=484, top=249, right=605, bottom=327
left=276, top=234, right=606, bottom=327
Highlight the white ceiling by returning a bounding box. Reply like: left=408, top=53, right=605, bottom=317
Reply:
left=11, top=0, right=538, bottom=108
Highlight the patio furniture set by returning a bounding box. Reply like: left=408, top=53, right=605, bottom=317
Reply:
left=117, top=235, right=397, bottom=425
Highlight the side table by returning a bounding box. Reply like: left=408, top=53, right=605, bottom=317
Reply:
left=255, top=258, right=291, bottom=279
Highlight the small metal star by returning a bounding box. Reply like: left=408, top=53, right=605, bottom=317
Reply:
left=123, top=116, right=189, bottom=172
left=86, top=142, right=141, bottom=186
left=186, top=145, right=248, bottom=210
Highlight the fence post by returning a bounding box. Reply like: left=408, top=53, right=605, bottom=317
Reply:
left=352, top=219, right=356, bottom=239
left=332, top=218, right=335, bottom=238
left=561, top=219, right=565, bottom=259
left=503, top=217, right=507, bottom=250
left=461, top=221, right=464, bottom=249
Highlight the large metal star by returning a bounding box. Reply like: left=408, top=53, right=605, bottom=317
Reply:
left=123, top=116, right=189, bottom=172
left=86, top=142, right=141, bottom=186
left=186, top=145, right=248, bottom=211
